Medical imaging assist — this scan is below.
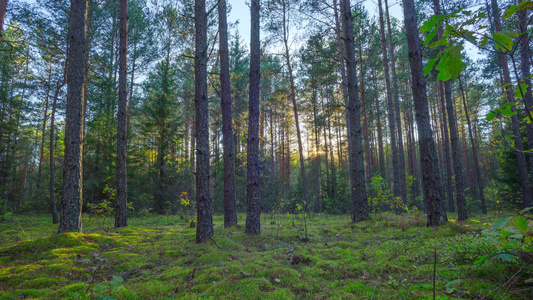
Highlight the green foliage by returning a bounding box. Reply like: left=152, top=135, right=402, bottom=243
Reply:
left=479, top=208, right=533, bottom=262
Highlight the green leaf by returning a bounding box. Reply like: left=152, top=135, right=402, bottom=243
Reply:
left=515, top=216, right=528, bottom=234
left=435, top=44, right=465, bottom=81
left=421, top=19, right=438, bottom=33
left=493, top=32, right=513, bottom=51
left=503, top=2, right=528, bottom=18
left=486, top=111, right=497, bottom=121
left=501, top=105, right=517, bottom=118
left=446, top=279, right=461, bottom=286
left=492, top=217, right=512, bottom=230
left=513, top=83, right=528, bottom=99
left=424, top=56, right=440, bottom=75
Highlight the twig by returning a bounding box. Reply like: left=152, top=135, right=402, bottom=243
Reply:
left=483, top=262, right=530, bottom=299
left=433, top=248, right=437, bottom=300
left=371, top=286, right=377, bottom=300
left=210, top=236, right=222, bottom=250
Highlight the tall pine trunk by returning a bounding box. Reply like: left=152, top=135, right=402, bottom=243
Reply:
left=402, top=0, right=446, bottom=226
left=384, top=0, right=406, bottom=204
left=378, top=0, right=400, bottom=201
left=490, top=0, right=533, bottom=207
left=219, top=0, right=237, bottom=228
left=438, top=82, right=454, bottom=212
left=0, top=0, right=7, bottom=43
left=246, top=0, right=261, bottom=235
left=518, top=0, right=533, bottom=179
left=340, top=0, right=368, bottom=222
left=115, top=0, right=128, bottom=228
left=433, top=0, right=467, bottom=220
left=195, top=0, right=213, bottom=242
left=458, top=74, right=487, bottom=213
left=58, top=0, right=87, bottom=233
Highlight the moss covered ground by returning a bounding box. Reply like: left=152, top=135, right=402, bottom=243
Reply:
left=0, top=212, right=530, bottom=299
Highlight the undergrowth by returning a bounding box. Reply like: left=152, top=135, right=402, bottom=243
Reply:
left=0, top=212, right=531, bottom=299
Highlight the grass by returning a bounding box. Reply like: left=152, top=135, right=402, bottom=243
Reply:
left=0, top=211, right=531, bottom=299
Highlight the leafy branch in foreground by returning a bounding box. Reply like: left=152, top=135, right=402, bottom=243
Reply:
left=421, top=2, right=533, bottom=122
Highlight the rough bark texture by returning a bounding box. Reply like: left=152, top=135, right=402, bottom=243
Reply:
left=58, top=0, right=87, bottom=233
left=373, top=68, right=386, bottom=180
left=490, top=0, right=533, bottom=207
left=378, top=0, right=400, bottom=201
left=340, top=0, right=368, bottom=222
left=518, top=0, right=533, bottom=180
left=438, top=82, right=454, bottom=212
left=195, top=0, right=213, bottom=243
left=458, top=75, right=487, bottom=214
left=115, top=0, right=128, bottom=228
left=432, top=0, right=467, bottom=221
left=0, top=0, right=7, bottom=43
left=444, top=80, right=468, bottom=220
left=246, top=0, right=261, bottom=235
left=401, top=0, right=447, bottom=226
left=384, top=0, right=406, bottom=204
left=219, top=0, right=237, bottom=228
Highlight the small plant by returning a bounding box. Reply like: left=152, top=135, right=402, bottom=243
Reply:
left=477, top=207, right=533, bottom=263
left=69, top=276, right=124, bottom=300
left=87, top=200, right=114, bottom=231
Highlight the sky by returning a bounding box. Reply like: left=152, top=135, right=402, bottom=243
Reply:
left=227, top=0, right=405, bottom=46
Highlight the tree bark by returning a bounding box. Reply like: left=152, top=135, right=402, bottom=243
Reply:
left=58, top=0, right=88, bottom=233
left=246, top=0, right=261, bottom=235
left=115, top=0, right=128, bottom=228
left=433, top=0, right=467, bottom=220
left=373, top=67, right=387, bottom=180
left=378, top=0, right=400, bottom=202
left=0, top=0, right=7, bottom=44
left=219, top=0, right=237, bottom=228
left=458, top=74, right=487, bottom=213
left=490, top=0, right=533, bottom=207
left=402, top=0, right=447, bottom=226
left=340, top=0, right=368, bottom=222
left=384, top=0, right=406, bottom=204
left=518, top=0, right=533, bottom=180
left=195, top=0, right=213, bottom=242
left=37, top=63, right=53, bottom=191
left=438, top=82, right=454, bottom=212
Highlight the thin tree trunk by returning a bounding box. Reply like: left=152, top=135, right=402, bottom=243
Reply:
left=378, top=0, right=400, bottom=200
left=340, top=0, right=368, bottom=222
left=518, top=0, right=533, bottom=179
left=58, top=0, right=88, bottom=233
left=49, top=53, right=67, bottom=225
left=218, top=0, right=237, bottom=228
left=437, top=82, right=454, bottom=212
left=195, top=0, right=213, bottom=242
left=281, top=0, right=308, bottom=210
left=458, top=74, right=487, bottom=213
left=373, top=67, right=386, bottom=180
left=37, top=63, right=53, bottom=191
left=433, top=0, right=467, bottom=220
left=126, top=38, right=137, bottom=132
left=359, top=49, right=372, bottom=185
left=384, top=0, right=406, bottom=204
left=0, top=0, right=8, bottom=43
left=402, top=0, right=447, bottom=226
left=115, top=0, right=128, bottom=228
left=490, top=0, right=533, bottom=207
left=246, top=0, right=261, bottom=235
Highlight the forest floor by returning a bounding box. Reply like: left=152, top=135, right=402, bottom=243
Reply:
left=0, top=211, right=531, bottom=299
